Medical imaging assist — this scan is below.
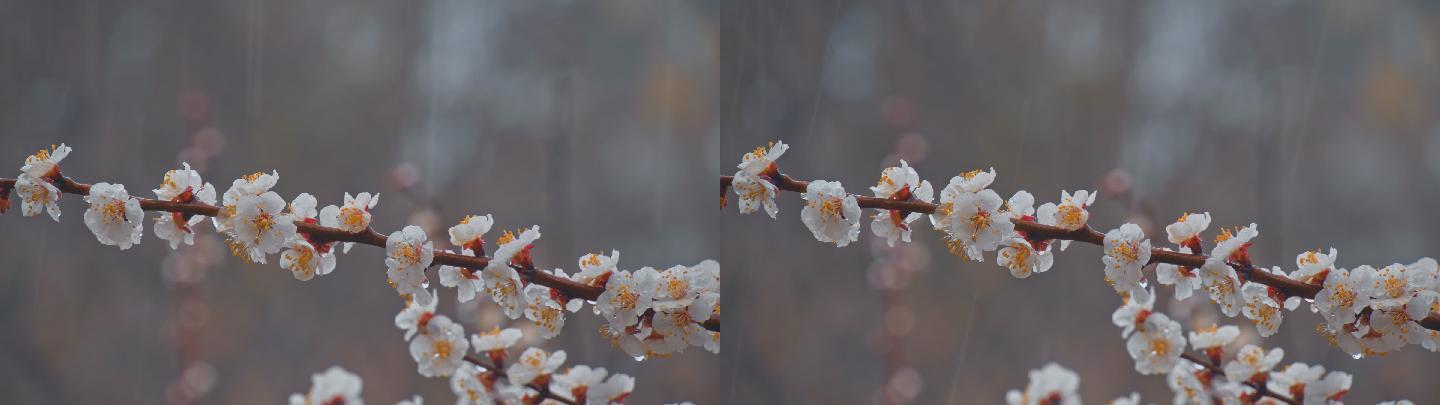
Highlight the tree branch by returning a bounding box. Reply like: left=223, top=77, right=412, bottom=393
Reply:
left=3, top=175, right=719, bottom=332
left=721, top=174, right=1440, bottom=332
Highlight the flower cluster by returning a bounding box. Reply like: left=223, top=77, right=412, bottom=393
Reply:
left=594, top=259, right=721, bottom=359
left=393, top=300, right=640, bottom=405
left=1005, top=351, right=1363, bottom=405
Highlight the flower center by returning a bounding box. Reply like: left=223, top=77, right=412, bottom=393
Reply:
left=251, top=212, right=275, bottom=235
left=102, top=200, right=127, bottom=224
left=614, top=285, right=638, bottom=309
left=666, top=277, right=690, bottom=300
left=968, top=209, right=991, bottom=236
left=1149, top=336, right=1170, bottom=356
left=817, top=198, right=843, bottom=219
left=432, top=339, right=453, bottom=359
left=1057, top=205, right=1083, bottom=226
left=340, top=207, right=367, bottom=230
left=1110, top=242, right=1139, bottom=263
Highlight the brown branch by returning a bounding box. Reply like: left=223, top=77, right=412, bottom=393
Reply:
left=722, top=174, right=1440, bottom=331
left=462, top=355, right=577, bottom=405
left=5, top=175, right=719, bottom=332
left=1179, top=352, right=1298, bottom=405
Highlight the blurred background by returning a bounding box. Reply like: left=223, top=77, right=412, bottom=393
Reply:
left=722, top=0, right=1440, bottom=403
left=0, top=1, right=718, bottom=404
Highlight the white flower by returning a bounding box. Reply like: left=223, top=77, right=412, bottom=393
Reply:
left=1103, top=223, right=1151, bottom=293
left=395, top=291, right=439, bottom=341
left=1210, top=224, right=1258, bottom=266
left=386, top=225, right=434, bottom=298
left=653, top=261, right=720, bottom=311
left=1004, top=363, right=1080, bottom=405
left=152, top=163, right=218, bottom=249
left=336, top=192, right=379, bottom=233
left=82, top=182, right=144, bottom=249
left=1165, top=212, right=1211, bottom=246
left=1269, top=364, right=1350, bottom=404
left=869, top=160, right=934, bottom=246
left=1370, top=258, right=1438, bottom=310
left=288, top=366, right=364, bottom=405
left=1125, top=313, right=1185, bottom=375
left=1267, top=363, right=1324, bottom=401
left=481, top=264, right=527, bottom=319
left=448, top=214, right=493, bottom=252
left=732, top=141, right=788, bottom=218
left=1222, top=345, right=1283, bottom=384
left=586, top=374, right=635, bottom=405
left=952, top=168, right=996, bottom=193
left=14, top=174, right=61, bottom=221
left=1155, top=247, right=1202, bottom=301
left=214, top=171, right=279, bottom=233
left=652, top=291, right=718, bottom=351
left=737, top=141, right=788, bottom=177
left=552, top=365, right=608, bottom=404
left=1187, top=325, right=1239, bottom=351
left=523, top=284, right=567, bottom=339
left=800, top=180, right=861, bottom=247
left=396, top=395, right=422, bottom=405
left=932, top=179, right=1013, bottom=261
left=1290, top=248, right=1338, bottom=284
left=289, top=193, right=319, bottom=221
left=1167, top=359, right=1212, bottom=405
left=1368, top=303, right=1429, bottom=348
left=596, top=267, right=660, bottom=330
left=449, top=366, right=496, bottom=405
left=280, top=236, right=336, bottom=281
left=1313, top=265, right=1377, bottom=331
left=1039, top=189, right=1096, bottom=231
left=731, top=173, right=780, bottom=218
left=1200, top=261, right=1244, bottom=317
left=1112, top=287, right=1155, bottom=338
left=574, top=250, right=620, bottom=289
left=232, top=191, right=296, bottom=263
left=480, top=226, right=542, bottom=318
left=439, top=251, right=484, bottom=304
left=1004, top=190, right=1035, bottom=220
left=20, top=143, right=71, bottom=180
left=506, top=348, right=566, bottom=386
left=1240, top=282, right=1284, bottom=337
left=471, top=327, right=524, bottom=354
left=997, top=237, right=1053, bottom=278
left=409, top=316, right=469, bottom=378
left=1304, top=371, right=1351, bottom=405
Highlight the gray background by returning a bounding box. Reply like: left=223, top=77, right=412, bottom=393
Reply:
left=722, top=0, right=1440, bottom=403
left=0, top=1, right=720, bottom=404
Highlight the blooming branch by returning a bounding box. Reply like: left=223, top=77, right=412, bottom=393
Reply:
left=720, top=165, right=1440, bottom=334
left=724, top=141, right=1439, bottom=404
left=3, top=143, right=718, bottom=404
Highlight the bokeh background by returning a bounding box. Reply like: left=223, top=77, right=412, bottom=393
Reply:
left=0, top=1, right=719, bottom=404
left=722, top=0, right=1440, bottom=403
